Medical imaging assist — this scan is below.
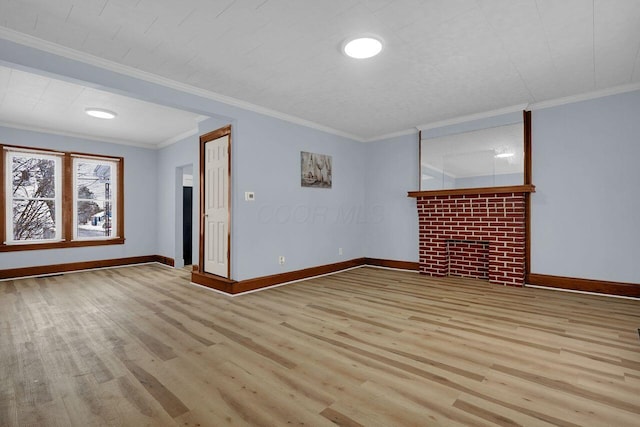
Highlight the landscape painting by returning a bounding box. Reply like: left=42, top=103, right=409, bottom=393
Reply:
left=301, top=151, right=332, bottom=188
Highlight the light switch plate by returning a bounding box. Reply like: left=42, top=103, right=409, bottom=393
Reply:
left=245, top=191, right=255, bottom=201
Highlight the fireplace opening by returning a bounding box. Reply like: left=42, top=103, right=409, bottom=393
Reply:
left=446, top=239, right=489, bottom=280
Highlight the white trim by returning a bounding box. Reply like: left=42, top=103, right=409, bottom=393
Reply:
left=527, top=82, right=640, bottom=111
left=158, top=127, right=199, bottom=148
left=526, top=284, right=639, bottom=301
left=381, top=83, right=640, bottom=142
left=3, top=28, right=640, bottom=145
left=3, top=145, right=65, bottom=156
left=70, top=153, right=120, bottom=162
left=0, top=120, right=157, bottom=149
left=158, top=115, right=209, bottom=148
left=0, top=28, right=363, bottom=143
left=3, top=238, right=65, bottom=245
left=362, top=128, right=418, bottom=143
left=0, top=120, right=207, bottom=151
left=416, top=104, right=528, bottom=132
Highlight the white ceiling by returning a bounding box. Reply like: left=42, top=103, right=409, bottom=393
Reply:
left=0, top=0, right=640, bottom=141
left=0, top=64, right=206, bottom=147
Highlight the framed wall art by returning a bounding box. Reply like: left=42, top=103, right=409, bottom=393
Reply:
left=301, top=151, right=332, bottom=188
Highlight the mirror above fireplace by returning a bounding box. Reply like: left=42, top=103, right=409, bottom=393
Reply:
left=419, top=114, right=525, bottom=191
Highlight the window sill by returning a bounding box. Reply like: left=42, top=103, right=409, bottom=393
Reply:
left=0, top=237, right=125, bottom=252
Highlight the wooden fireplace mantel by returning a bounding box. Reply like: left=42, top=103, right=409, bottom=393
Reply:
left=407, top=184, right=535, bottom=198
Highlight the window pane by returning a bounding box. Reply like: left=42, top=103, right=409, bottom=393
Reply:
left=76, top=162, right=112, bottom=200
left=12, top=156, right=56, bottom=198
left=76, top=201, right=114, bottom=238
left=12, top=200, right=57, bottom=240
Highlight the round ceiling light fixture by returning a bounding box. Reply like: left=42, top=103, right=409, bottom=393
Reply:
left=85, top=108, right=117, bottom=119
left=343, top=36, right=383, bottom=59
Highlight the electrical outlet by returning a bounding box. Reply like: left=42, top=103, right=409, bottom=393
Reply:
left=278, top=256, right=285, bottom=265
left=338, top=247, right=343, bottom=255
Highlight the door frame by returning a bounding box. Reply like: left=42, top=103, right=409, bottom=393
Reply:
left=199, top=125, right=232, bottom=278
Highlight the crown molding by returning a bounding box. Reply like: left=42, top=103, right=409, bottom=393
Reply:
left=0, top=120, right=216, bottom=151
left=528, top=82, right=640, bottom=111
left=406, top=82, right=640, bottom=140
left=158, top=127, right=199, bottom=149
left=0, top=28, right=364, bottom=142
left=362, top=127, right=418, bottom=143
left=2, top=28, right=639, bottom=146
left=157, top=115, right=214, bottom=148
left=0, top=121, right=157, bottom=149
left=416, top=104, right=528, bottom=132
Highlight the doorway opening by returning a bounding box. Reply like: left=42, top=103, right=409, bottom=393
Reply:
left=182, top=166, right=193, bottom=266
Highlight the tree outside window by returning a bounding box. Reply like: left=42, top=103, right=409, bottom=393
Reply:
left=8, top=152, right=61, bottom=242
left=1, top=145, right=123, bottom=251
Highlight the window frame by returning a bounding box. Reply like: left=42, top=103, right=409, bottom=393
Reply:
left=72, top=155, right=120, bottom=241
left=4, top=149, right=63, bottom=245
left=0, top=144, right=124, bottom=252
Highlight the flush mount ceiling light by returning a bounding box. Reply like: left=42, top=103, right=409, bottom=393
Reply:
left=85, top=108, right=117, bottom=119
left=495, top=152, right=515, bottom=158
left=343, top=36, right=383, bottom=59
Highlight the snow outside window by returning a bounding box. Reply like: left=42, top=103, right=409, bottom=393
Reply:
left=73, top=156, right=119, bottom=240
left=5, top=150, right=62, bottom=244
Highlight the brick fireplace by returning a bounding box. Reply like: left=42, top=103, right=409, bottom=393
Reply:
left=409, top=186, right=535, bottom=287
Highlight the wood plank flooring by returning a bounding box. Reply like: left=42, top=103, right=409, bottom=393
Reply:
left=1, top=264, right=639, bottom=426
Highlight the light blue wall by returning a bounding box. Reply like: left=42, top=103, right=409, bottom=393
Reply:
left=0, top=126, right=157, bottom=269
left=366, top=94, right=640, bottom=285
left=231, top=112, right=366, bottom=280
left=0, top=39, right=367, bottom=280
left=2, top=38, right=638, bottom=284
left=155, top=117, right=233, bottom=269
left=364, top=133, right=419, bottom=262
left=156, top=133, right=199, bottom=268
left=154, top=97, right=367, bottom=281
left=531, top=90, right=640, bottom=283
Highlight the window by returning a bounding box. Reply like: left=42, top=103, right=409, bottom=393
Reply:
left=1, top=145, right=124, bottom=252
left=73, top=157, right=119, bottom=240
left=5, top=149, right=62, bottom=243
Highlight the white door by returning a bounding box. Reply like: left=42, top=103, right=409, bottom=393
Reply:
left=204, top=135, right=229, bottom=277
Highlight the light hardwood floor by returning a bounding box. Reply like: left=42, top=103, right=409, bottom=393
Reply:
left=1, top=264, right=639, bottom=426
